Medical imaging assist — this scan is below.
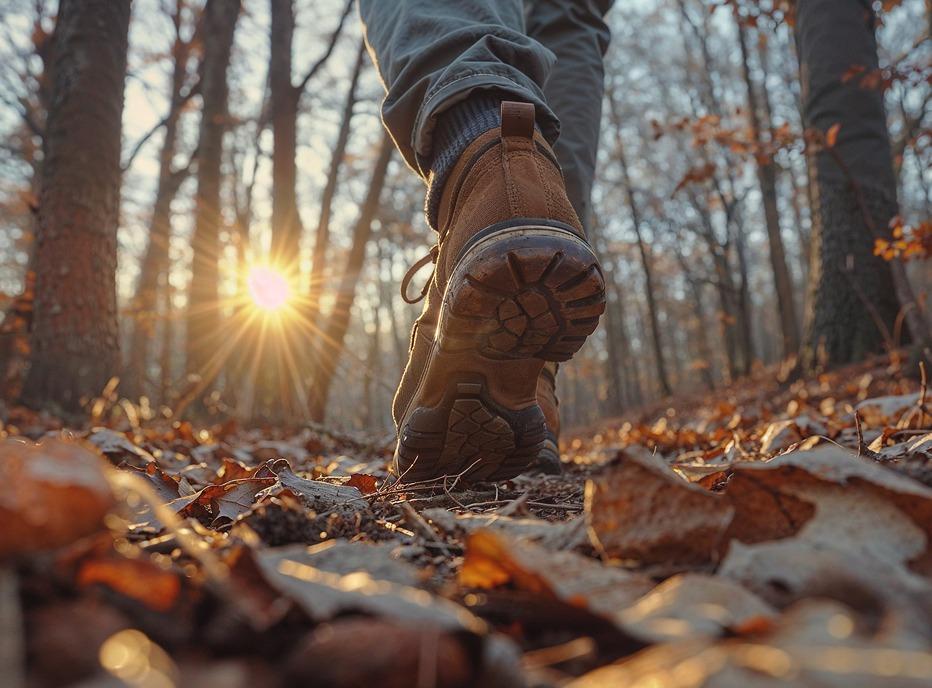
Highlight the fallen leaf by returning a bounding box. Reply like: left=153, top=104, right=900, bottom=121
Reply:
left=346, top=473, right=379, bottom=495
left=856, top=392, right=921, bottom=427
left=77, top=555, right=182, bottom=612
left=260, top=458, right=366, bottom=511
left=424, top=508, right=587, bottom=550
left=585, top=450, right=734, bottom=565
left=0, top=437, right=113, bottom=558
left=255, top=542, right=484, bottom=632
left=86, top=428, right=155, bottom=467
left=197, top=477, right=278, bottom=525
left=570, top=599, right=932, bottom=687
left=460, top=530, right=653, bottom=617
left=615, top=573, right=776, bottom=643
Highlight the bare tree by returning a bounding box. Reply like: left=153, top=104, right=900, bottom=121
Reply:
left=185, top=0, right=239, bottom=390
left=308, top=38, right=366, bottom=328
left=735, top=14, right=799, bottom=357
left=125, top=0, right=200, bottom=400
left=269, top=0, right=353, bottom=269
left=308, top=134, right=393, bottom=422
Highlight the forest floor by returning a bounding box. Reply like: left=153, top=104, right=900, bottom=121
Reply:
left=2, top=353, right=931, bottom=687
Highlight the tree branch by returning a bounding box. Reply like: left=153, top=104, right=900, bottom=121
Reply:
left=121, top=78, right=201, bottom=172
left=294, top=0, right=354, bottom=97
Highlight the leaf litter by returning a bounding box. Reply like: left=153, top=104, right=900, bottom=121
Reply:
left=1, top=354, right=931, bottom=686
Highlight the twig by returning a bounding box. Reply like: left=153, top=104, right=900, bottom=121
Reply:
left=918, top=361, right=928, bottom=427
left=399, top=502, right=450, bottom=554
left=495, top=491, right=530, bottom=517
left=461, top=498, right=583, bottom=513
left=854, top=410, right=865, bottom=457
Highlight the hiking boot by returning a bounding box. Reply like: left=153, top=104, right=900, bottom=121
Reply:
left=535, top=362, right=562, bottom=474
left=392, top=101, right=605, bottom=483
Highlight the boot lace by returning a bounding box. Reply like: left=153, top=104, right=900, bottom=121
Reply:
left=400, top=244, right=439, bottom=304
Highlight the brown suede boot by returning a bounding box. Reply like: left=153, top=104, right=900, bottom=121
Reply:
left=535, top=362, right=562, bottom=474
left=392, top=102, right=604, bottom=483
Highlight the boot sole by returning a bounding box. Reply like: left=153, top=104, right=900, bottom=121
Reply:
left=394, top=221, right=605, bottom=483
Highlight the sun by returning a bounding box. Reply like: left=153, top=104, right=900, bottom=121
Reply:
left=246, top=265, right=292, bottom=313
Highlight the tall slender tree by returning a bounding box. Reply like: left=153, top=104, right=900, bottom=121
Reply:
left=185, top=0, right=239, bottom=389
left=308, top=134, right=393, bottom=422
left=125, top=0, right=200, bottom=400
left=607, top=89, right=673, bottom=396
left=269, top=0, right=353, bottom=270
left=735, top=16, right=799, bottom=357
left=20, top=0, right=131, bottom=413
left=308, top=38, right=367, bottom=326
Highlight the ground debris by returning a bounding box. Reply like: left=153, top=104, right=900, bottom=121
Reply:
left=1, top=354, right=930, bottom=686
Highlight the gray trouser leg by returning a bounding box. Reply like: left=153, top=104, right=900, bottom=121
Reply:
left=358, top=0, right=559, bottom=177
left=524, top=0, right=614, bottom=230
left=358, top=0, right=613, bottom=220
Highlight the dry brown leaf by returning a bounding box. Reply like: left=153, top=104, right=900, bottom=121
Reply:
left=585, top=450, right=734, bottom=565
left=255, top=542, right=484, bottom=632
left=424, top=508, right=587, bottom=550
left=0, top=437, right=113, bottom=558
left=460, top=529, right=653, bottom=617
left=725, top=444, right=932, bottom=545
left=345, top=473, right=378, bottom=495
left=570, top=599, right=932, bottom=687
left=616, top=573, right=776, bottom=643
left=77, top=555, right=182, bottom=612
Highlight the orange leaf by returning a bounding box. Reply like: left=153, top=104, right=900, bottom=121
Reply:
left=346, top=473, right=378, bottom=495
left=825, top=123, right=841, bottom=148
left=78, top=557, right=181, bottom=612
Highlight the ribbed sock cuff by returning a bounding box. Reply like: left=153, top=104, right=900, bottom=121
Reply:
left=425, top=94, right=502, bottom=230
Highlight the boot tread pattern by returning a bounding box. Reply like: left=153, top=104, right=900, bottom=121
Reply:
left=396, top=383, right=545, bottom=483
left=444, top=241, right=606, bottom=362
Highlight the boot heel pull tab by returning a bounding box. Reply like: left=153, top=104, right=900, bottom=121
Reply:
left=500, top=101, right=535, bottom=140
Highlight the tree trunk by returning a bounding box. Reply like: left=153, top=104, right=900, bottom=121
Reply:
left=736, top=19, right=800, bottom=358
left=185, top=0, right=239, bottom=388
left=308, top=135, right=393, bottom=422
left=795, top=0, right=925, bottom=369
left=125, top=3, right=195, bottom=400
left=732, top=217, right=755, bottom=374
left=589, top=217, right=629, bottom=415
left=308, top=39, right=366, bottom=326
left=269, top=0, right=301, bottom=269
left=20, top=0, right=130, bottom=414
left=612, top=129, right=672, bottom=397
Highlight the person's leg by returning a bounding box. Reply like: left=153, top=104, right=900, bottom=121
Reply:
left=523, top=0, right=614, bottom=470
left=359, top=0, right=607, bottom=482
left=358, top=0, right=559, bottom=181
left=524, top=0, right=614, bottom=230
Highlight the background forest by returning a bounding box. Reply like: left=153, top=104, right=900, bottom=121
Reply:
left=0, top=0, right=929, bottom=430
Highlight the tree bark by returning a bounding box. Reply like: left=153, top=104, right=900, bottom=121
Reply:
left=269, top=0, right=301, bottom=269
left=736, top=18, right=800, bottom=358
left=795, top=0, right=923, bottom=368
left=185, top=0, right=239, bottom=387
left=20, top=0, right=131, bottom=413
left=308, top=134, right=393, bottom=422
